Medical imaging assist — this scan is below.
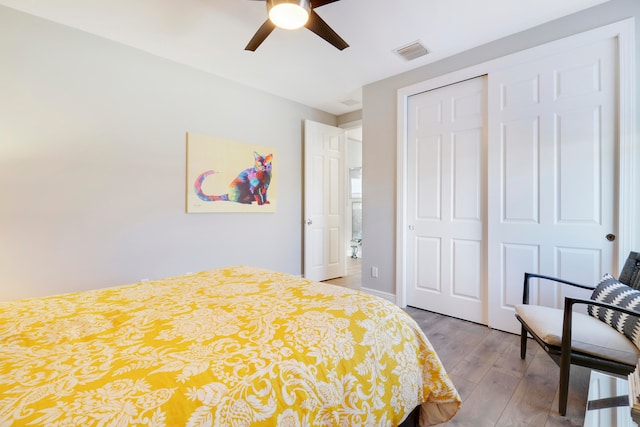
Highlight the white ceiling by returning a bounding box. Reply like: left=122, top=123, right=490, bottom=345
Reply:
left=0, top=0, right=609, bottom=115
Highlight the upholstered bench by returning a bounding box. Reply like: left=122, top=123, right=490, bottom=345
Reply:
left=515, top=251, right=640, bottom=415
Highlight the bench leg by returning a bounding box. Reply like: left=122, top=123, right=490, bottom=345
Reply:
left=558, top=362, right=570, bottom=416
left=520, top=325, right=527, bottom=359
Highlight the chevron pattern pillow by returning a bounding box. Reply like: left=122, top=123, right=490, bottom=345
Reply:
left=588, top=273, right=640, bottom=348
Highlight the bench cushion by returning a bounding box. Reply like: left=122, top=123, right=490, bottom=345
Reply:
left=515, top=303, right=640, bottom=366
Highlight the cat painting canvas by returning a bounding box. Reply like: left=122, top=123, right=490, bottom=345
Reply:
left=186, top=133, right=276, bottom=213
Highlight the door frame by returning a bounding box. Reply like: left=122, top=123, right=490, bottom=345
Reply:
left=395, top=18, right=636, bottom=308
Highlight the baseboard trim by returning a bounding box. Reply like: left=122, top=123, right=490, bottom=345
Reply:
left=359, top=286, right=396, bottom=303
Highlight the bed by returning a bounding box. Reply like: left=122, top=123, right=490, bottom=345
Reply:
left=0, top=266, right=460, bottom=426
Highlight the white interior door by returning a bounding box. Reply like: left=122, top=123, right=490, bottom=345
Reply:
left=487, top=37, right=618, bottom=333
left=304, top=120, right=346, bottom=281
left=406, top=77, right=487, bottom=324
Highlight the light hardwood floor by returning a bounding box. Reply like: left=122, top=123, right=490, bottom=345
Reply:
left=323, top=257, right=362, bottom=290
left=403, top=306, right=590, bottom=427
left=325, top=262, right=591, bottom=427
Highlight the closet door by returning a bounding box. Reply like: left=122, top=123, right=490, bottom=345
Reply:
left=405, top=77, right=487, bottom=324
left=486, top=37, right=617, bottom=333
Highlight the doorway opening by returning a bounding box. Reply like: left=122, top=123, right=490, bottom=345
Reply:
left=337, top=126, right=363, bottom=288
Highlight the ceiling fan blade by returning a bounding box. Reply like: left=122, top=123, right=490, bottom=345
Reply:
left=245, top=19, right=276, bottom=51
left=310, top=0, right=340, bottom=7
left=305, top=9, right=348, bottom=50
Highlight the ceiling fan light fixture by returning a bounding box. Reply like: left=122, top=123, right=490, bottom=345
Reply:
left=267, top=0, right=310, bottom=30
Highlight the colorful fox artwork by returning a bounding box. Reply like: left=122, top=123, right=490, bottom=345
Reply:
left=194, top=151, right=273, bottom=206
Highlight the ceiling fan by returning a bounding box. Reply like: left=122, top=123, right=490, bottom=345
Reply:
left=245, top=0, right=349, bottom=51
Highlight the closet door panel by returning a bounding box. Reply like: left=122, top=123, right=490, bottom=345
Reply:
left=487, top=38, right=617, bottom=333
left=406, top=77, right=487, bottom=324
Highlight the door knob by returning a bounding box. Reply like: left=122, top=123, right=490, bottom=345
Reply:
left=306, top=219, right=313, bottom=225
left=606, top=234, right=616, bottom=241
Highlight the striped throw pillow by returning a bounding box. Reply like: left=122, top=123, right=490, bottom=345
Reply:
left=588, top=273, right=640, bottom=349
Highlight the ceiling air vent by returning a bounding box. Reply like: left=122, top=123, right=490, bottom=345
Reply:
left=340, top=99, right=360, bottom=107
left=394, top=41, right=430, bottom=61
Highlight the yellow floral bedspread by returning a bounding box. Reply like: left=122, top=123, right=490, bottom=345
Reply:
left=0, top=266, right=460, bottom=426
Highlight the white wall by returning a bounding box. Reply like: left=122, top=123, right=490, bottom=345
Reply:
left=361, top=0, right=640, bottom=295
left=0, top=6, right=336, bottom=301
left=347, top=139, right=362, bottom=170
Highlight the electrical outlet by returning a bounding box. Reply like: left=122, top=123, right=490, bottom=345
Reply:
left=371, top=267, right=379, bottom=278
